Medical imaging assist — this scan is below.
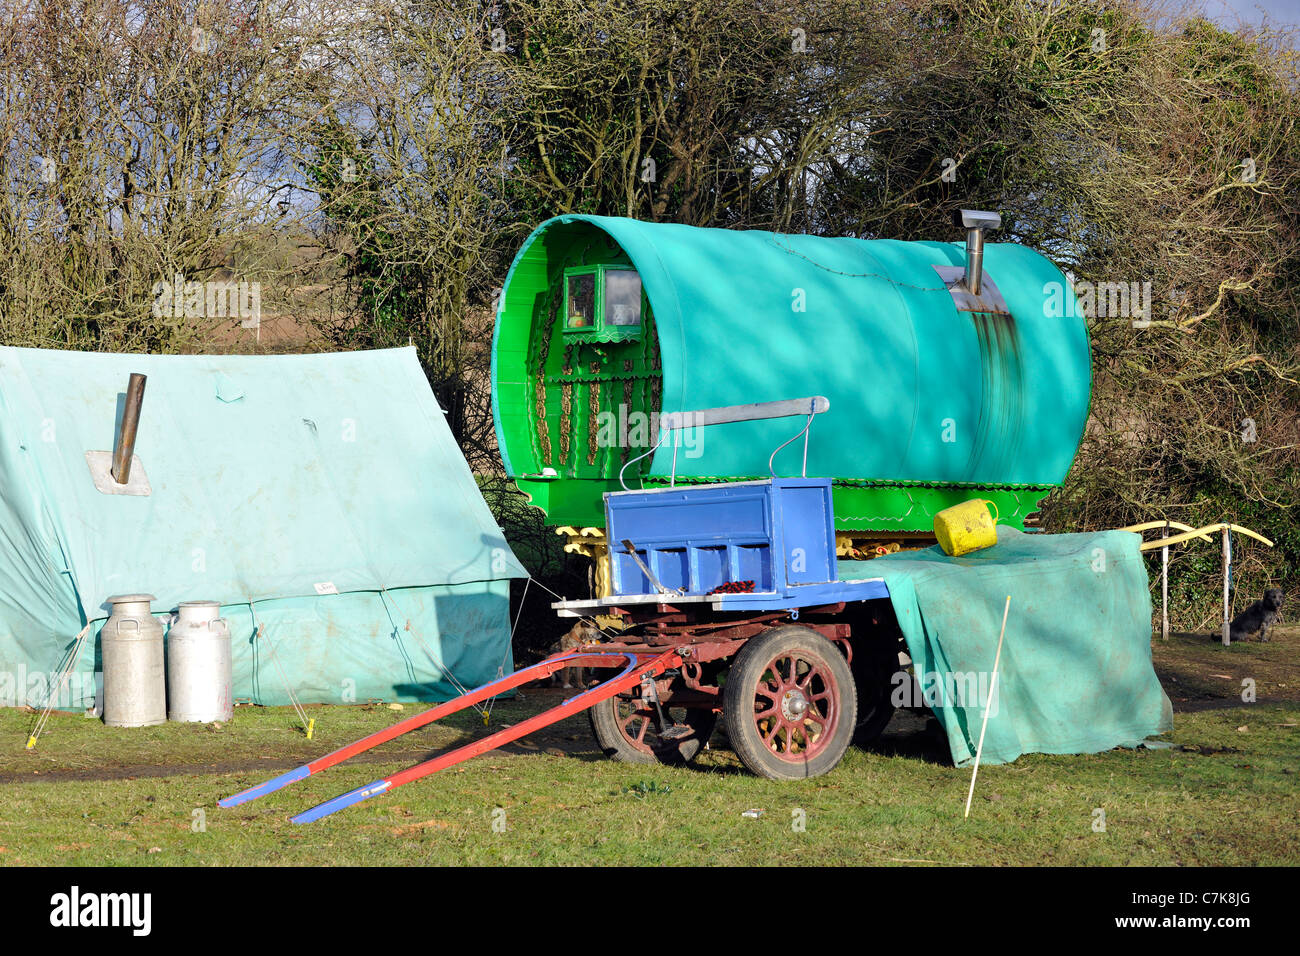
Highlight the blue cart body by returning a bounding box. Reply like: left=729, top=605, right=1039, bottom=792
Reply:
left=558, top=477, right=889, bottom=617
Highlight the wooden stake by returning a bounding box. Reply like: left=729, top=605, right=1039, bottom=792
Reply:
left=965, top=595, right=1011, bottom=819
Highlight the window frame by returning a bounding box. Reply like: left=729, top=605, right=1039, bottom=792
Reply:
left=562, top=264, right=643, bottom=341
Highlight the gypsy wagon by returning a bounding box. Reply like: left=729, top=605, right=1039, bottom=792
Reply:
left=220, top=213, right=1170, bottom=823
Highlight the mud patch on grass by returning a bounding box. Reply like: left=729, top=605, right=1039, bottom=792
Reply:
left=1153, top=624, right=1298, bottom=711
left=0, top=749, right=437, bottom=786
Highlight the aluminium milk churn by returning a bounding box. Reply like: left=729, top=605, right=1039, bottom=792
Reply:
left=166, top=600, right=232, bottom=722
left=102, top=594, right=167, bottom=727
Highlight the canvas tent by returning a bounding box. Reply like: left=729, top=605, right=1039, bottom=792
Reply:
left=0, top=345, right=527, bottom=711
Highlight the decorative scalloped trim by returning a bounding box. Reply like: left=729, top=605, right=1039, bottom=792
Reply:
left=560, top=328, right=643, bottom=345
left=643, top=475, right=1055, bottom=491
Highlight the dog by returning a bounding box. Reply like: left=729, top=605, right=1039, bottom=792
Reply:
left=548, top=621, right=601, bottom=688
left=1228, top=588, right=1284, bottom=642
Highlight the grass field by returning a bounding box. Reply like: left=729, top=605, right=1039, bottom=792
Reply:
left=2, top=627, right=1297, bottom=867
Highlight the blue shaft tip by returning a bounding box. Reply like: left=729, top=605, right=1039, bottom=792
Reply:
left=291, top=779, right=390, bottom=824
left=219, top=765, right=310, bottom=807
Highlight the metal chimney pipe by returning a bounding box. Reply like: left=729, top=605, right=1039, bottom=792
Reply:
left=957, top=209, right=1001, bottom=297
left=111, top=373, right=147, bottom=485
left=965, top=227, right=985, bottom=295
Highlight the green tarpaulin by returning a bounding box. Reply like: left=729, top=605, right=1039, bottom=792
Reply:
left=0, top=346, right=527, bottom=710
left=842, top=527, right=1172, bottom=766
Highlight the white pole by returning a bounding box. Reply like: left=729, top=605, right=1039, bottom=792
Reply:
left=1161, top=520, right=1170, bottom=642
left=1222, top=526, right=1232, bottom=646
left=965, top=595, right=1011, bottom=819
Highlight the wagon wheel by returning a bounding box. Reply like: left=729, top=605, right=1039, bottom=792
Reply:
left=588, top=695, right=716, bottom=765
left=723, top=625, right=857, bottom=780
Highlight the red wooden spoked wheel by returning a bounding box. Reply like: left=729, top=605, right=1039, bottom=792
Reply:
left=756, top=652, right=840, bottom=758
left=589, top=695, right=716, bottom=765
left=724, top=626, right=857, bottom=780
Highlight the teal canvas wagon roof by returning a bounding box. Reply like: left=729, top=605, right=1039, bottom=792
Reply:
left=494, top=215, right=1091, bottom=488
left=0, top=345, right=525, bottom=627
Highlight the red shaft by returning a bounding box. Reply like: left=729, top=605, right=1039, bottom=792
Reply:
left=289, top=650, right=682, bottom=823
left=307, top=651, right=636, bottom=773
left=384, top=649, right=680, bottom=788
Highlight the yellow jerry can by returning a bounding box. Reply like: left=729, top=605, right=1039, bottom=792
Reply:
left=934, top=498, right=1000, bottom=557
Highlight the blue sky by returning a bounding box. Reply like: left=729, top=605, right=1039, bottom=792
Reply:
left=1197, top=0, right=1298, bottom=28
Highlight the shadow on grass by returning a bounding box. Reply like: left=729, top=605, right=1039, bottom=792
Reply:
left=857, top=709, right=953, bottom=765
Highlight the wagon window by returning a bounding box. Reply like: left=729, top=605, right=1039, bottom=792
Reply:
left=562, top=264, right=642, bottom=339
left=566, top=272, right=596, bottom=329
left=604, top=270, right=642, bottom=326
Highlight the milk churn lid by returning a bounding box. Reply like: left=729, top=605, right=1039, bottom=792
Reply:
left=108, top=593, right=156, bottom=604
left=177, top=600, right=220, bottom=608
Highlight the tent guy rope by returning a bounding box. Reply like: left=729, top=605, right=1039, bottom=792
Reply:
left=25, top=624, right=92, bottom=750
left=253, top=612, right=314, bottom=739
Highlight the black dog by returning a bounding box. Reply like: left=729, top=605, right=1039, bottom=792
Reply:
left=1228, top=588, right=1284, bottom=642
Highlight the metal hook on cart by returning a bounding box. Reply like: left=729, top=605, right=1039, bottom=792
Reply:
left=767, top=398, right=825, bottom=478
left=618, top=430, right=668, bottom=491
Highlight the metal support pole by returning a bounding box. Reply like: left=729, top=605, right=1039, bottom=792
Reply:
left=1221, top=526, right=1232, bottom=646
left=801, top=399, right=814, bottom=477
left=111, top=373, right=147, bottom=484
left=1161, top=520, right=1169, bottom=642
